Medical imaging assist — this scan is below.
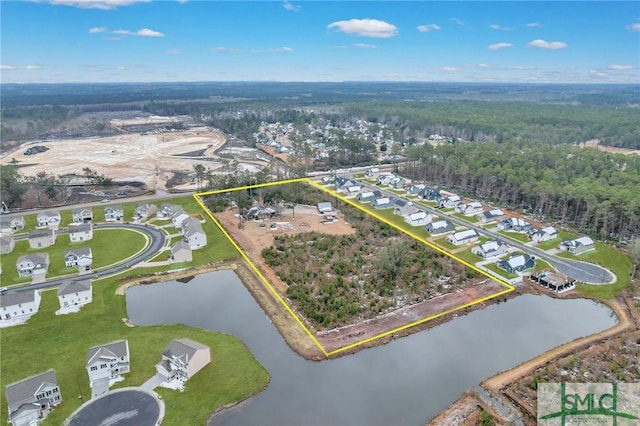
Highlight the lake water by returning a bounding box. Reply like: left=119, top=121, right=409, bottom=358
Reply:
left=126, top=270, right=618, bottom=426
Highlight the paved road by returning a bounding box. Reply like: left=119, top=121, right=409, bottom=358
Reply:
left=5, top=223, right=166, bottom=294
left=66, top=389, right=161, bottom=426
left=349, top=177, right=614, bottom=284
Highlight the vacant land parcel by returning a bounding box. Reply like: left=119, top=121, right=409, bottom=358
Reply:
left=196, top=179, right=513, bottom=357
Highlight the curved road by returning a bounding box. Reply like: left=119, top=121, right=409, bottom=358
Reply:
left=5, top=223, right=166, bottom=294
left=351, top=178, right=614, bottom=284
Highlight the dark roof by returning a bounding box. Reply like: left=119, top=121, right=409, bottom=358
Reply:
left=162, top=338, right=208, bottom=361
left=29, top=230, right=53, bottom=239
left=171, top=241, right=191, bottom=254
left=5, top=369, right=58, bottom=410
left=87, top=339, right=129, bottom=364
left=58, top=280, right=91, bottom=297
left=0, top=291, right=37, bottom=308
left=64, top=247, right=92, bottom=258
left=70, top=224, right=92, bottom=234
left=17, top=253, right=49, bottom=266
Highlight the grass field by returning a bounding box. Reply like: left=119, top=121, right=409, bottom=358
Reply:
left=352, top=201, right=433, bottom=240
left=498, top=230, right=530, bottom=243
left=485, top=262, right=518, bottom=280
left=452, top=213, right=479, bottom=224
left=536, top=231, right=579, bottom=251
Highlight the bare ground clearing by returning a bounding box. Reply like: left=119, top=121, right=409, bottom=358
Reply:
left=215, top=205, right=512, bottom=357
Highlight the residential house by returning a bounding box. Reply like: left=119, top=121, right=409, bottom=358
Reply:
left=455, top=202, right=483, bottom=216
left=317, top=202, right=333, bottom=214
left=155, top=338, right=211, bottom=382
left=335, top=177, right=358, bottom=192
left=497, top=254, right=536, bottom=274
left=5, top=369, right=61, bottom=426
left=57, top=280, right=92, bottom=309
left=69, top=224, right=93, bottom=242
left=393, top=199, right=418, bottom=217
left=356, top=191, right=376, bottom=203
left=0, top=235, right=15, bottom=254
left=245, top=206, right=277, bottom=220
left=390, top=176, right=408, bottom=189
left=559, top=236, right=595, bottom=255
left=320, top=176, right=335, bottom=185
left=529, top=226, right=558, bottom=243
left=16, top=254, right=49, bottom=278
left=405, top=184, right=426, bottom=197
left=376, top=173, right=395, bottom=186
left=64, top=248, right=93, bottom=271
left=447, top=229, right=480, bottom=245
left=0, top=290, right=41, bottom=320
left=71, top=207, right=93, bottom=224
left=419, top=187, right=442, bottom=202
left=171, top=207, right=191, bottom=228
left=404, top=211, right=434, bottom=227
left=425, top=220, right=455, bottom=235
left=472, top=240, right=508, bottom=259
left=104, top=205, right=124, bottom=222
left=86, top=340, right=130, bottom=386
left=479, top=209, right=506, bottom=223
left=438, top=195, right=461, bottom=209
left=497, top=217, right=532, bottom=233
left=134, top=203, right=158, bottom=220
left=28, top=230, right=56, bottom=249
left=182, top=218, right=207, bottom=250
left=157, top=202, right=177, bottom=219
left=365, top=167, right=380, bottom=178
left=372, top=197, right=393, bottom=209
left=171, top=242, right=193, bottom=263
left=36, top=211, right=61, bottom=229
left=0, top=216, right=25, bottom=234
left=345, top=185, right=362, bottom=196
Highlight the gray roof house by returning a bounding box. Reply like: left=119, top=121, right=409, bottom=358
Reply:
left=497, top=254, right=536, bottom=274
left=104, top=205, right=124, bottom=222
left=0, top=235, right=15, bottom=254
left=157, top=202, right=178, bottom=219
left=446, top=229, right=480, bottom=246
left=64, top=247, right=93, bottom=271
left=72, top=207, right=93, bottom=224
left=155, top=338, right=211, bottom=381
left=530, top=226, right=558, bottom=243
left=393, top=199, right=418, bottom=217
left=438, top=195, right=461, bottom=209
left=425, top=220, right=455, bottom=235
left=372, top=197, right=393, bottom=209
left=86, top=340, right=130, bottom=393
left=0, top=216, right=25, bottom=234
left=479, top=209, right=505, bottom=223
left=69, top=224, right=93, bottom=242
left=455, top=202, right=483, bottom=216
left=36, top=211, right=61, bottom=229
left=134, top=203, right=158, bottom=220
left=16, top=253, right=49, bottom=277
left=497, top=217, right=532, bottom=233
left=560, top=236, right=595, bottom=255
left=28, top=230, right=56, bottom=249
left=356, top=191, right=376, bottom=203
left=5, top=369, right=61, bottom=426
left=171, top=207, right=191, bottom=229
left=404, top=211, right=435, bottom=227
left=0, top=290, right=41, bottom=321
left=405, top=184, right=426, bottom=196
left=317, top=202, right=333, bottom=214
left=182, top=217, right=207, bottom=250
left=171, top=242, right=193, bottom=263
left=57, top=280, right=92, bottom=309
left=419, top=187, right=442, bottom=202
left=472, top=240, right=508, bottom=259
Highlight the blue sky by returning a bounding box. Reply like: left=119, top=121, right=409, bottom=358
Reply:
left=1, top=1, right=639, bottom=83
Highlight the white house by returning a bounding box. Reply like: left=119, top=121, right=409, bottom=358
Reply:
left=72, top=207, right=93, bottom=224
left=69, top=224, right=93, bottom=242
left=5, top=369, right=61, bottom=426
left=104, top=205, right=124, bottom=222
left=317, top=202, right=333, bottom=214
left=0, top=216, right=25, bottom=234
left=345, top=185, right=362, bottom=196
left=64, top=247, right=93, bottom=271
left=530, top=226, right=558, bottom=243
left=394, top=200, right=417, bottom=217
left=479, top=209, right=505, bottom=223
left=438, top=195, right=461, bottom=209
left=455, top=202, right=483, bottom=216
left=376, top=173, right=395, bottom=186
left=171, top=242, right=192, bottom=263
left=86, top=340, right=130, bottom=387
left=425, top=220, right=455, bottom=235
left=157, top=203, right=178, bottom=219
left=36, top=211, right=61, bottom=229
left=171, top=207, right=191, bottom=229
left=447, top=229, right=480, bottom=245
left=497, top=217, right=532, bottom=233
left=155, top=338, right=211, bottom=382
left=497, top=254, right=536, bottom=274
left=0, top=235, right=15, bottom=254
left=0, top=290, right=41, bottom=320
left=28, top=230, right=56, bottom=249
left=472, top=240, right=508, bottom=259
left=16, top=254, right=49, bottom=278
left=560, top=236, right=595, bottom=255
left=365, top=167, right=380, bottom=178
left=182, top=218, right=207, bottom=250
left=404, top=211, right=434, bottom=227
left=57, top=280, right=92, bottom=309
left=372, top=197, right=393, bottom=209
left=134, top=203, right=158, bottom=220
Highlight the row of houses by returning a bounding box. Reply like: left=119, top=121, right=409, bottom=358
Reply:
left=5, top=337, right=211, bottom=426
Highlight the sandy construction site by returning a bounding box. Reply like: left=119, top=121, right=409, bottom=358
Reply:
left=2, top=123, right=269, bottom=192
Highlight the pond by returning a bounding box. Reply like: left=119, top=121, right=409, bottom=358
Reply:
left=126, top=270, right=617, bottom=426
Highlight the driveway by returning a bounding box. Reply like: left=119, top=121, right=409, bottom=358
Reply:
left=65, top=388, right=162, bottom=426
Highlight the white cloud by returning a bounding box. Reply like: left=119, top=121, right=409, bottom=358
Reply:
left=449, top=17, right=464, bottom=26
left=353, top=43, right=377, bottom=49
left=607, top=64, right=635, bottom=70
left=1, top=65, right=17, bottom=70
left=442, top=66, right=460, bottom=72
left=25, top=65, right=42, bottom=70
left=626, top=22, right=640, bottom=32
left=112, top=28, right=164, bottom=37
left=327, top=19, right=398, bottom=38
left=527, top=39, right=567, bottom=49
left=115, top=66, right=126, bottom=70
left=477, top=63, right=490, bottom=68
left=211, top=46, right=227, bottom=52
left=417, top=24, right=440, bottom=32
left=89, top=26, right=107, bottom=34
left=513, top=65, right=537, bottom=70
left=487, top=42, right=513, bottom=50
left=524, top=22, right=542, bottom=27
left=271, top=46, right=293, bottom=52
left=251, top=47, right=294, bottom=53
left=283, top=1, right=301, bottom=12
left=589, top=69, right=608, bottom=77
left=45, top=0, right=150, bottom=9
left=166, top=49, right=182, bottom=55
left=489, top=24, right=513, bottom=31
left=328, top=45, right=348, bottom=49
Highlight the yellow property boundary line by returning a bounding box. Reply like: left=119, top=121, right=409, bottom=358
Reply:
left=193, top=178, right=515, bottom=357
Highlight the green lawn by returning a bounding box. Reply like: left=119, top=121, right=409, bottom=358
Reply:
left=533, top=259, right=553, bottom=273
left=432, top=237, right=458, bottom=251
left=485, top=262, right=518, bottom=279
left=1, top=229, right=148, bottom=286
left=452, top=213, right=479, bottom=223
left=556, top=242, right=632, bottom=299
left=454, top=248, right=481, bottom=265
left=536, top=231, right=579, bottom=251
left=351, top=201, right=433, bottom=241
left=498, top=230, right=531, bottom=243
